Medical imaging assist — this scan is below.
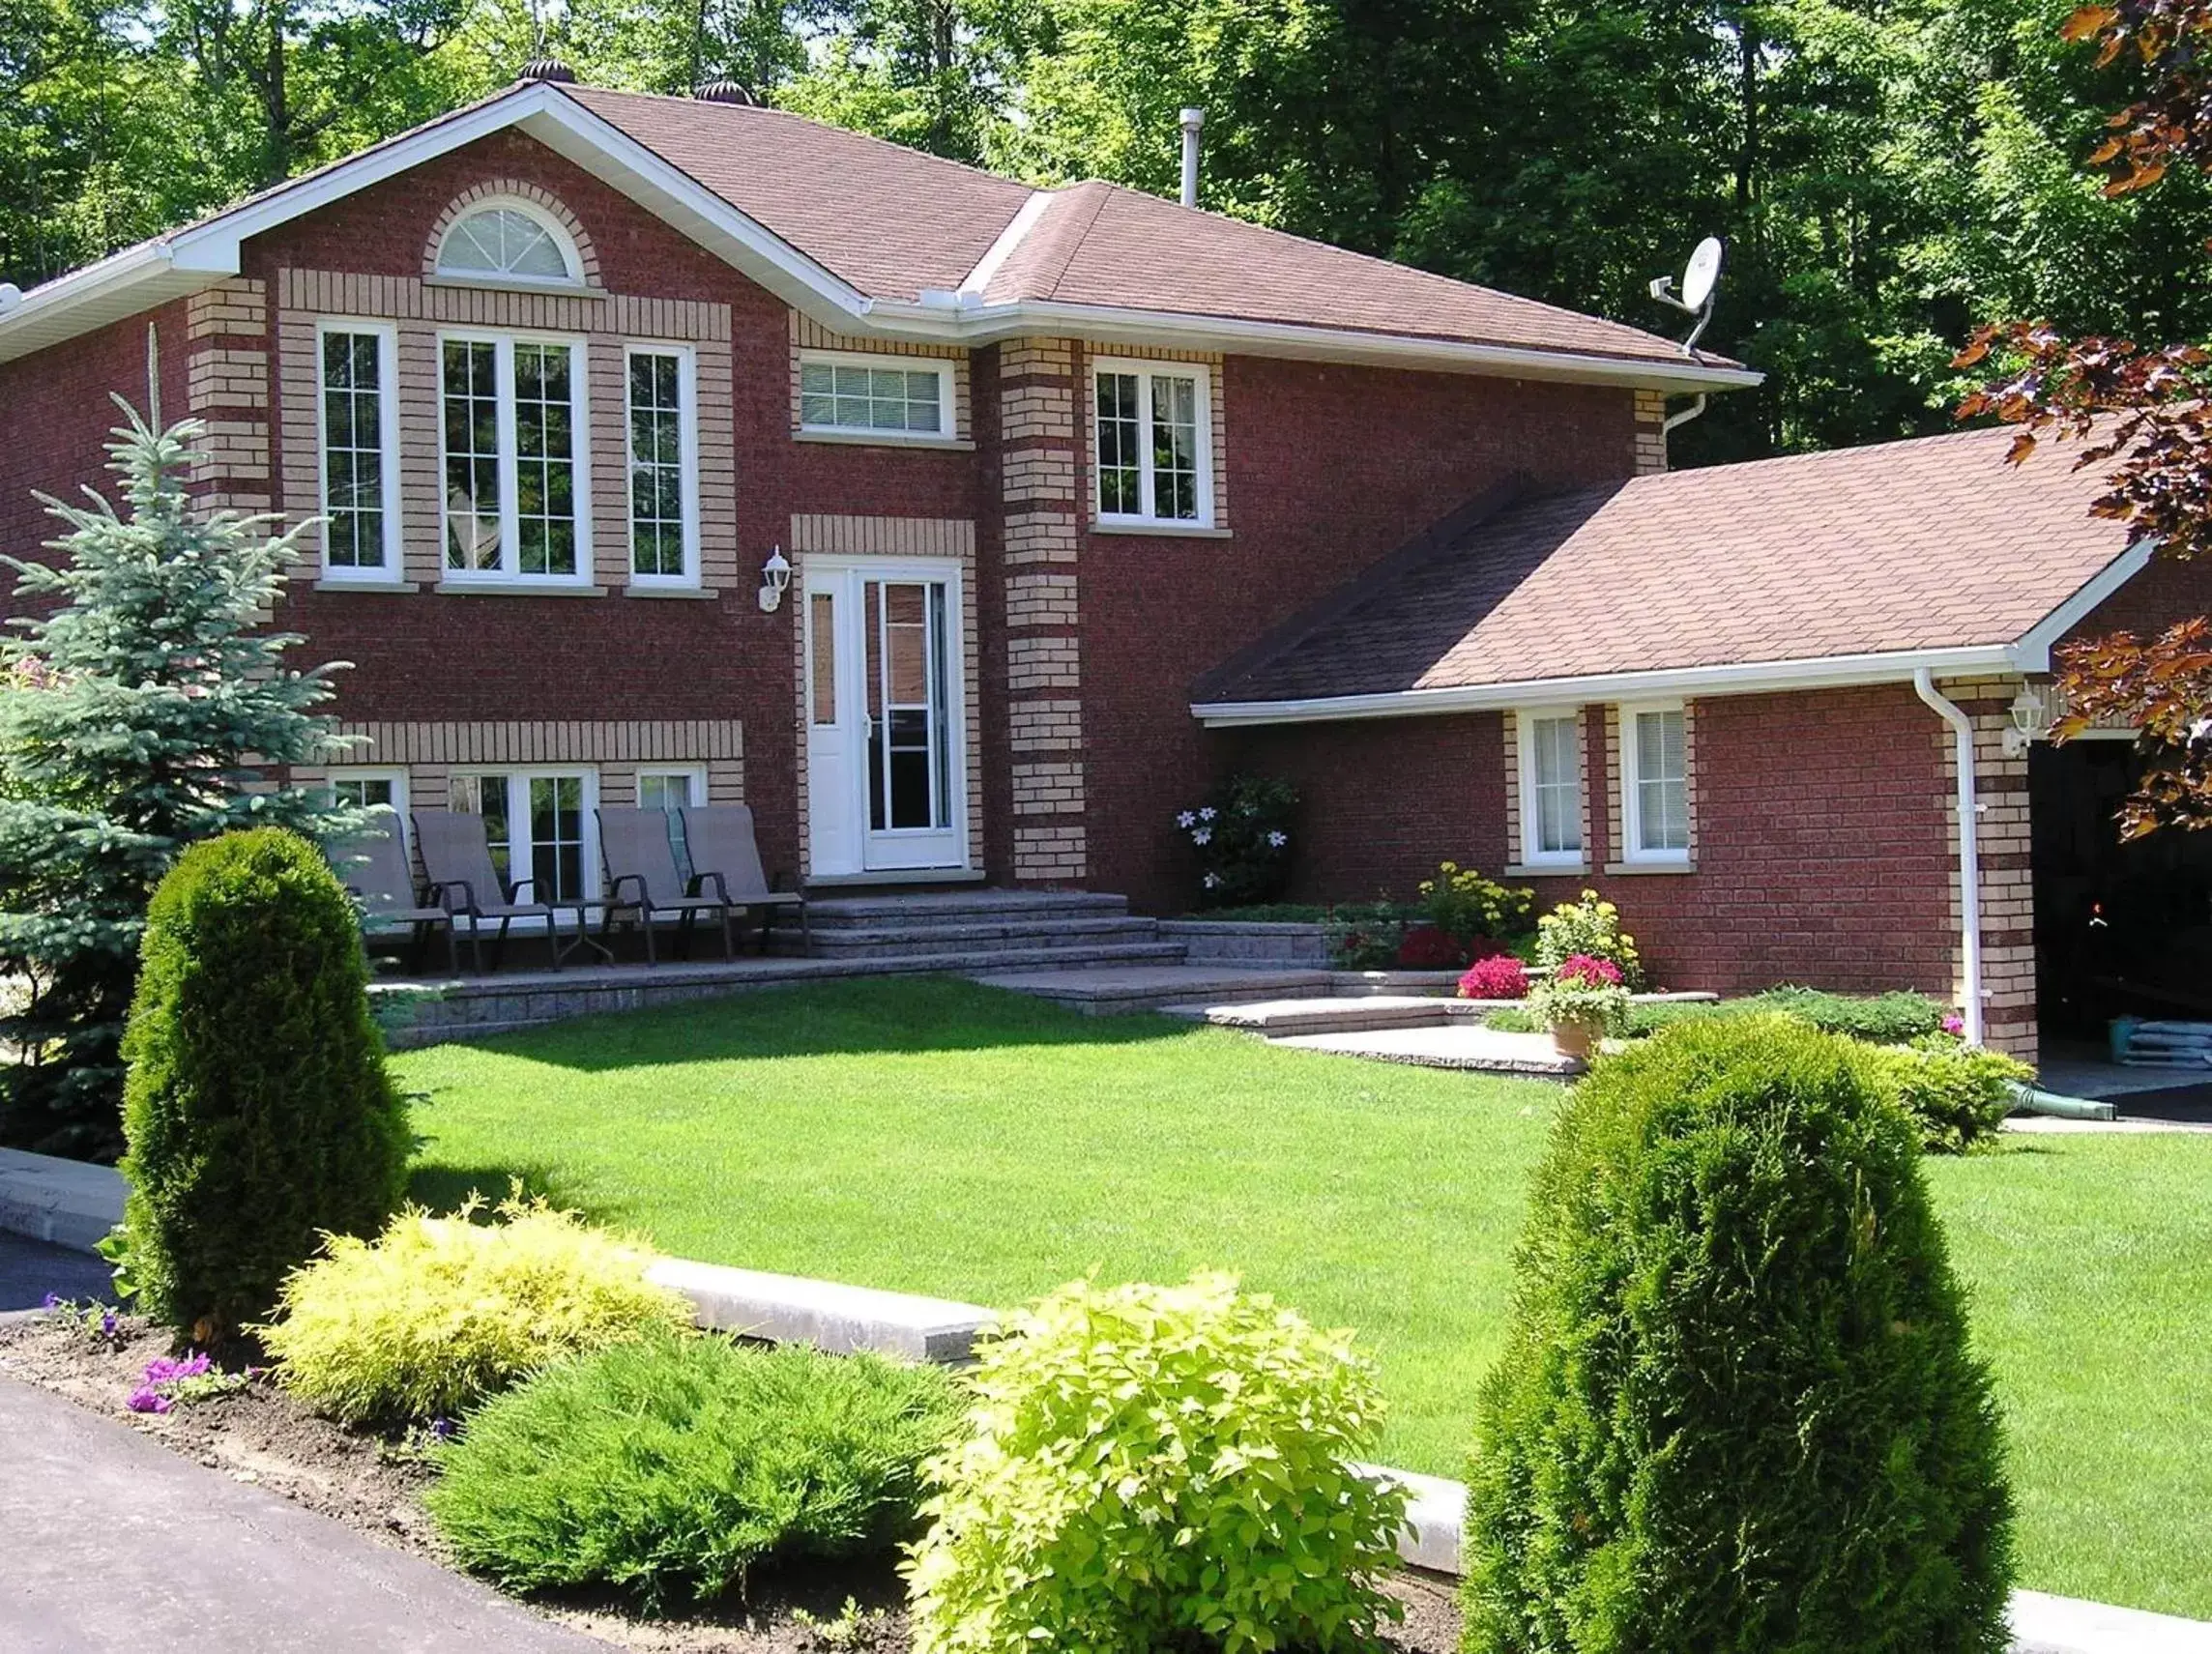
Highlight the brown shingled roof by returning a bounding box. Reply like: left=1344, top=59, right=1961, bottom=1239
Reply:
left=562, top=86, right=1717, bottom=368
left=1193, top=425, right=2135, bottom=706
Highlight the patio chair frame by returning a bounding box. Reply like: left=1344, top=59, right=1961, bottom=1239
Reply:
left=595, top=808, right=738, bottom=964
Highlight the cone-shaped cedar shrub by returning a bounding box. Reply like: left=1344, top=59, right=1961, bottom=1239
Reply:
left=118, top=827, right=408, bottom=1347
left=1462, top=1014, right=2013, bottom=1654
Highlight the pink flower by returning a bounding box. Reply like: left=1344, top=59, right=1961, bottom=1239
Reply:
left=1459, top=954, right=1529, bottom=1000
left=1941, top=1014, right=1965, bottom=1036
left=1556, top=954, right=1623, bottom=988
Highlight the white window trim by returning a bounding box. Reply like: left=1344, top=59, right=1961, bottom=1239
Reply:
left=314, top=319, right=402, bottom=583
left=436, top=329, right=594, bottom=590
left=430, top=194, right=589, bottom=291
left=796, top=348, right=958, bottom=445
left=448, top=767, right=602, bottom=916
left=635, top=764, right=707, bottom=810
left=1619, top=700, right=1692, bottom=867
left=623, top=342, right=701, bottom=589
left=1516, top=708, right=1586, bottom=869
left=1091, top=356, right=1215, bottom=529
left=325, top=767, right=410, bottom=827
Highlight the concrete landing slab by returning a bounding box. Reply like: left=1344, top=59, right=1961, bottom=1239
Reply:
left=1271, top=1025, right=1581, bottom=1075
left=1161, top=995, right=1453, bottom=1035
left=973, top=964, right=1335, bottom=1014
left=2011, top=1589, right=2212, bottom=1653
left=646, top=1258, right=997, bottom=1363
left=0, top=1377, right=613, bottom=1652
left=0, top=1147, right=125, bottom=1252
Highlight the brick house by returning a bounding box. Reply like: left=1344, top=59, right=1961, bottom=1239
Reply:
left=0, top=70, right=2199, bottom=1059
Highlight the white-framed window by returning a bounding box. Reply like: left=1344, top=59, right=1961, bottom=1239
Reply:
left=448, top=769, right=600, bottom=904
left=797, top=350, right=953, bottom=441
left=1092, top=358, right=1212, bottom=527
left=439, top=332, right=592, bottom=586
left=316, top=321, right=401, bottom=579
left=1517, top=710, right=1585, bottom=867
left=636, top=766, right=705, bottom=813
left=1621, top=702, right=1690, bottom=863
left=625, top=344, right=699, bottom=585
left=433, top=199, right=584, bottom=288
left=326, top=768, right=409, bottom=819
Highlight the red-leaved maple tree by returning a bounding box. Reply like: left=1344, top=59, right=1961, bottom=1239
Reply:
left=1955, top=0, right=2212, bottom=837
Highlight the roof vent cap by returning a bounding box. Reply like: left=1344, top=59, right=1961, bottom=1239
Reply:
left=695, top=78, right=756, bottom=105
left=519, top=55, right=577, bottom=84
left=0, top=283, right=21, bottom=315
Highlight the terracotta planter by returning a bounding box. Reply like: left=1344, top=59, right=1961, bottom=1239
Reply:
left=1549, top=1017, right=1603, bottom=1061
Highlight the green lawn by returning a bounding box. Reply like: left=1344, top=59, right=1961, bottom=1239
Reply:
left=397, top=977, right=2212, bottom=1619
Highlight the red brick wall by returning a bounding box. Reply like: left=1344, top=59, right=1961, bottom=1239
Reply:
left=1078, top=355, right=1643, bottom=911
left=1226, top=682, right=1961, bottom=998
left=2063, top=552, right=2212, bottom=643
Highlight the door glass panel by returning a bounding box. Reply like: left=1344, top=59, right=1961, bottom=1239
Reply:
left=864, top=578, right=950, bottom=833
left=929, top=584, right=952, bottom=822
left=886, top=583, right=927, bottom=703
left=530, top=775, right=586, bottom=901
left=809, top=592, right=837, bottom=724
left=450, top=774, right=512, bottom=883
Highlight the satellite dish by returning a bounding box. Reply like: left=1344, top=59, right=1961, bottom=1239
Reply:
left=1680, top=237, right=1723, bottom=311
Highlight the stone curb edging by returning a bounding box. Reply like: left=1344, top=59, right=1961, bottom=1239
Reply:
left=1, top=1150, right=2202, bottom=1651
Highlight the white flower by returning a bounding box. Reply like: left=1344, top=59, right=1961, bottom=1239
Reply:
left=1266, top=830, right=1288, bottom=848
left=1198, top=806, right=1216, bottom=821
left=1192, top=828, right=1212, bottom=845
left=1176, top=811, right=1196, bottom=828
left=1203, top=871, right=1221, bottom=888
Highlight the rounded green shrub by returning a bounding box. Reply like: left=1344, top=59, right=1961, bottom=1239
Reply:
left=428, top=1328, right=956, bottom=1608
left=256, top=1192, right=695, bottom=1423
left=1462, top=1014, right=2013, bottom=1654
left=905, top=1272, right=1408, bottom=1654
left=1859, top=1036, right=2031, bottom=1154
left=117, top=827, right=409, bottom=1345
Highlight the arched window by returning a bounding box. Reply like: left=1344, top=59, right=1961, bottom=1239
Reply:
left=434, top=201, right=581, bottom=286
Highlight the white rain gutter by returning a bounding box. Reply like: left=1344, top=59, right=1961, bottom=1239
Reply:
left=1914, top=668, right=1985, bottom=1046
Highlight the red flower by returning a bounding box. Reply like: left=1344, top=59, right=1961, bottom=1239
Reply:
left=1556, top=954, right=1623, bottom=988
left=1458, top=955, right=1529, bottom=1000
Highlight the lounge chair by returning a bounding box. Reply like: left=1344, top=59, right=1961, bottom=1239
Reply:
left=411, top=809, right=570, bottom=972
left=596, top=807, right=737, bottom=963
left=328, top=808, right=455, bottom=974
left=678, top=804, right=808, bottom=954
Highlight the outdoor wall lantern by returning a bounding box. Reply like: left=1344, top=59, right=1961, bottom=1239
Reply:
left=758, top=545, right=792, bottom=613
left=2003, top=680, right=2067, bottom=758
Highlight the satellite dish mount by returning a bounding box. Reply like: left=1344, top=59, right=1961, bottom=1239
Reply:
left=1649, top=236, right=1724, bottom=356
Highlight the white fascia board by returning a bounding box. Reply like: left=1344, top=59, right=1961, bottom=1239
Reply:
left=861, top=295, right=1761, bottom=392
left=1190, top=645, right=2018, bottom=727
left=2010, top=542, right=2156, bottom=672
left=0, top=242, right=203, bottom=364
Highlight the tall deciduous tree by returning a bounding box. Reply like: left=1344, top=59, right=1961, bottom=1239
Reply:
left=0, top=404, right=354, bottom=1159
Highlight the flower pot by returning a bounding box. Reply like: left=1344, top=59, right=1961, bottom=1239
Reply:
left=1549, top=1017, right=1603, bottom=1061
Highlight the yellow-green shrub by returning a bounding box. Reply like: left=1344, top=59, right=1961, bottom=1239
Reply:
left=905, top=1272, right=1407, bottom=1654
left=255, top=1193, right=693, bottom=1423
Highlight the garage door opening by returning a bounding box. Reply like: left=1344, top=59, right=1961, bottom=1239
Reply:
left=2031, top=740, right=2212, bottom=1039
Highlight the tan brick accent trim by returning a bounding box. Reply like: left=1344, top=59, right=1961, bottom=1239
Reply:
left=1633, top=388, right=1668, bottom=476
left=1000, top=335, right=1086, bottom=882
left=188, top=278, right=267, bottom=342
left=188, top=348, right=270, bottom=412
left=787, top=312, right=972, bottom=441
left=786, top=514, right=984, bottom=880
left=276, top=271, right=732, bottom=588
left=422, top=181, right=602, bottom=287
left=1936, top=674, right=2038, bottom=1061
left=340, top=719, right=742, bottom=767
left=1076, top=341, right=1229, bottom=530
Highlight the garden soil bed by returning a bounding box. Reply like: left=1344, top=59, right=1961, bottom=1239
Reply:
left=0, top=1309, right=1465, bottom=1653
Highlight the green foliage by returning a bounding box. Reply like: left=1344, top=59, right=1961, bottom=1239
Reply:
left=1464, top=1015, right=2014, bottom=1653
left=114, top=828, right=407, bottom=1346
left=1178, top=771, right=1300, bottom=909
left=1319, top=898, right=1426, bottom=968
left=1, top=411, right=352, bottom=1157
left=1525, top=958, right=1630, bottom=1034
left=1419, top=860, right=1535, bottom=945
left=1859, top=1035, right=2031, bottom=1154
left=256, top=1193, right=695, bottom=1423
left=1533, top=890, right=1644, bottom=988
left=1746, top=984, right=1951, bottom=1043
left=905, top=1272, right=1408, bottom=1654
left=428, top=1328, right=956, bottom=1608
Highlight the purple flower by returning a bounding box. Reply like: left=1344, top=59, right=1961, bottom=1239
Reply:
left=126, top=1386, right=172, bottom=1415
left=142, top=1352, right=212, bottom=1385
left=1941, top=1014, right=1965, bottom=1036
left=42, top=1292, right=62, bottom=1311
left=428, top=1417, right=456, bottom=1442
left=100, top=1311, right=117, bottom=1336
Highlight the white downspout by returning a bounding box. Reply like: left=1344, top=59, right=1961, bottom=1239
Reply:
left=1914, top=668, right=1985, bottom=1046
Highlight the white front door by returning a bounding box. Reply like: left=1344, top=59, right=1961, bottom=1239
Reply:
left=804, top=558, right=968, bottom=877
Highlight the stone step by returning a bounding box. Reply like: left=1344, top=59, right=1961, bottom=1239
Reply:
left=1271, top=1025, right=1584, bottom=1076
left=809, top=915, right=1160, bottom=957
left=804, top=890, right=1129, bottom=928
left=973, top=964, right=1339, bottom=1015
left=1161, top=995, right=1455, bottom=1037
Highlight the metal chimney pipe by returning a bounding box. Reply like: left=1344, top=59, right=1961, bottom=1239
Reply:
left=1179, top=107, right=1205, bottom=208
